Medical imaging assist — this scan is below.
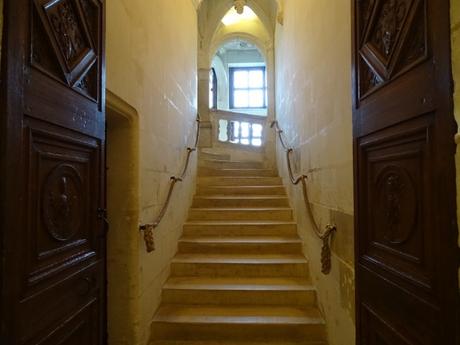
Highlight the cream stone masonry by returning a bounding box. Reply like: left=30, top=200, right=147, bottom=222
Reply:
left=274, top=1, right=355, bottom=345
left=106, top=1, right=198, bottom=344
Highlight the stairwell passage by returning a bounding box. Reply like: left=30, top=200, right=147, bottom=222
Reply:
left=149, top=152, right=328, bottom=345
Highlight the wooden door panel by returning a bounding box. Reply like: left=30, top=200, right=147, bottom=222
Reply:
left=360, top=304, right=417, bottom=345
left=22, top=118, right=101, bottom=292
left=1, top=0, right=106, bottom=343
left=358, top=115, right=435, bottom=294
left=360, top=267, right=439, bottom=345
left=353, top=0, right=459, bottom=343
left=18, top=262, right=101, bottom=344
left=23, top=297, right=100, bottom=345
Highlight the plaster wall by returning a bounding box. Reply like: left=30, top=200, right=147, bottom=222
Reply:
left=452, top=0, right=460, bottom=286
left=274, top=1, right=355, bottom=344
left=106, top=1, right=198, bottom=344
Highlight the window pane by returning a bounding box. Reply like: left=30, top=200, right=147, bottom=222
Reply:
left=252, top=124, right=263, bottom=138
left=234, top=90, right=249, bottom=108
left=232, top=121, right=240, bottom=143
left=249, top=70, right=264, bottom=88
left=233, top=70, right=249, bottom=88
left=248, top=90, right=264, bottom=108
left=209, top=91, right=214, bottom=109
left=252, top=138, right=262, bottom=146
left=241, top=122, right=250, bottom=138
left=241, top=138, right=250, bottom=145
left=218, top=120, right=228, bottom=142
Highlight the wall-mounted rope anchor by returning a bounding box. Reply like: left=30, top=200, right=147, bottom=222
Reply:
left=140, top=224, right=155, bottom=253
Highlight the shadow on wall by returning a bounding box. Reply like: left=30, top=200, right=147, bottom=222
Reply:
left=106, top=90, right=141, bottom=345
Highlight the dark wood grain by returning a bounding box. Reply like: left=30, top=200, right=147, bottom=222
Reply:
left=352, top=0, right=459, bottom=344
left=0, top=0, right=106, bottom=344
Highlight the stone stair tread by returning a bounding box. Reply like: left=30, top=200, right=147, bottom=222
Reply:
left=184, top=220, right=297, bottom=225
left=200, top=185, right=285, bottom=188
left=151, top=341, right=326, bottom=345
left=194, top=195, right=289, bottom=199
left=153, top=305, right=324, bottom=325
left=203, top=159, right=262, bottom=164
left=199, top=176, right=280, bottom=180
left=190, top=207, right=292, bottom=211
left=163, top=277, right=313, bottom=291
left=149, top=340, right=327, bottom=345
left=172, top=254, right=308, bottom=264
left=179, top=236, right=302, bottom=244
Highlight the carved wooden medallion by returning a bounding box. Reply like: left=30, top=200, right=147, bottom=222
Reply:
left=42, top=164, right=83, bottom=242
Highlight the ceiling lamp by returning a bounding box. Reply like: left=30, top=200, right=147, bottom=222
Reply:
left=221, top=3, right=258, bottom=26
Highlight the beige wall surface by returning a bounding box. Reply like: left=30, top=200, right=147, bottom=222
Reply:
left=106, top=1, right=198, bottom=344
left=274, top=1, right=355, bottom=344
left=452, top=0, right=460, bottom=286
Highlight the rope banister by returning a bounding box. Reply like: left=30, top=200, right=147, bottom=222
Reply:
left=270, top=120, right=337, bottom=274
left=139, top=114, right=201, bottom=253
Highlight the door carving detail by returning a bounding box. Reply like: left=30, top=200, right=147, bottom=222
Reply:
left=43, top=164, right=83, bottom=242
left=48, top=0, right=86, bottom=66
left=376, top=166, right=416, bottom=245
left=357, top=0, right=428, bottom=98
left=370, top=0, right=411, bottom=58
left=32, top=0, right=101, bottom=101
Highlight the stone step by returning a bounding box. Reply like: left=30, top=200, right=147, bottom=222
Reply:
left=199, top=167, right=277, bottom=177
left=150, top=305, right=326, bottom=342
left=178, top=236, right=303, bottom=254
left=188, top=208, right=293, bottom=221
left=192, top=195, right=290, bottom=208
left=171, top=254, right=309, bottom=277
left=197, top=185, right=286, bottom=196
left=151, top=341, right=327, bottom=345
left=162, top=277, right=316, bottom=306
left=199, top=151, right=231, bottom=161
left=183, top=221, right=298, bottom=236
left=199, top=159, right=264, bottom=169
left=198, top=176, right=282, bottom=186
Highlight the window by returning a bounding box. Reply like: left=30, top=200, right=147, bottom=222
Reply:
left=209, top=68, right=217, bottom=109
left=229, top=67, right=267, bottom=109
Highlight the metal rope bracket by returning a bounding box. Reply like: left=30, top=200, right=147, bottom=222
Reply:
left=271, top=120, right=337, bottom=275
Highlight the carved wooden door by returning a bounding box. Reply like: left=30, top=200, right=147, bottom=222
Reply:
left=353, top=0, right=459, bottom=344
left=0, top=0, right=106, bottom=344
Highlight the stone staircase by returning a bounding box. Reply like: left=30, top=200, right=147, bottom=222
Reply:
left=150, top=152, right=327, bottom=345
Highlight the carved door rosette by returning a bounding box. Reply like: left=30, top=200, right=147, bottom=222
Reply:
left=357, top=0, right=428, bottom=98
left=32, top=0, right=99, bottom=99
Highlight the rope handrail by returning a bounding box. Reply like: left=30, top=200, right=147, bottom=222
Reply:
left=140, top=114, right=201, bottom=252
left=270, top=120, right=337, bottom=274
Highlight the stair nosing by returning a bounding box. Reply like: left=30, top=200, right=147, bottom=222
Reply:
left=153, top=305, right=325, bottom=325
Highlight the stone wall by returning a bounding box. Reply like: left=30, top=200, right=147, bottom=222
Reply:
left=106, top=1, right=198, bottom=344
left=274, top=1, right=355, bottom=344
